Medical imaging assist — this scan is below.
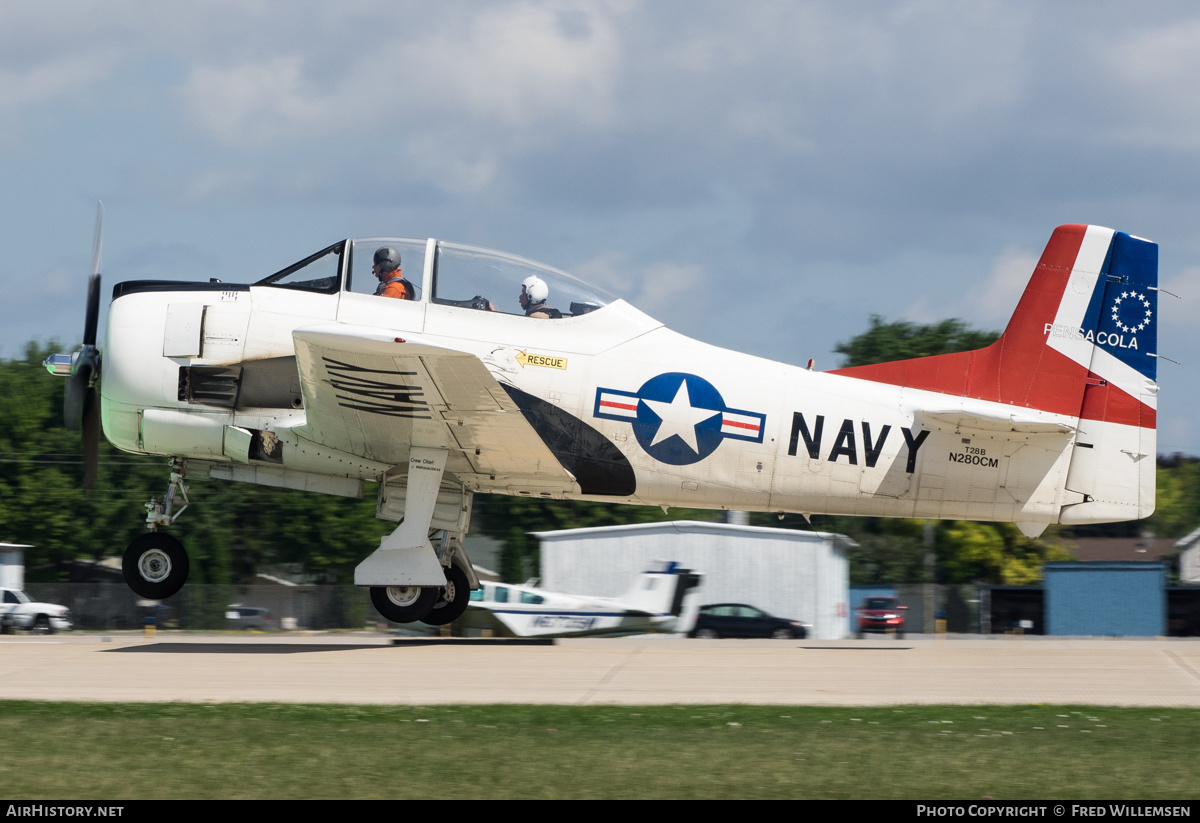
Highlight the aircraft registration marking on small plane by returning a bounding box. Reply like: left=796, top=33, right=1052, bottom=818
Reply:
left=515, top=350, right=567, bottom=369
left=529, top=615, right=597, bottom=631
left=594, top=372, right=766, bottom=466
left=948, top=445, right=1000, bottom=468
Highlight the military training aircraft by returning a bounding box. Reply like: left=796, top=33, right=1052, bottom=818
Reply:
left=454, top=561, right=702, bottom=638
left=46, top=214, right=1159, bottom=625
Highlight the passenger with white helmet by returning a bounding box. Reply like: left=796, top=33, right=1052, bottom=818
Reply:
left=518, top=275, right=561, bottom=319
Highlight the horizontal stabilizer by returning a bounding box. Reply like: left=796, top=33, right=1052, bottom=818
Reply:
left=916, top=409, right=1076, bottom=436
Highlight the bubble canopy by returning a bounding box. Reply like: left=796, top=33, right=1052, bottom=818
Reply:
left=256, top=237, right=617, bottom=319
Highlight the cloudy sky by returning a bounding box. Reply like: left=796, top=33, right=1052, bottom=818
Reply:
left=4, top=1, right=1199, bottom=453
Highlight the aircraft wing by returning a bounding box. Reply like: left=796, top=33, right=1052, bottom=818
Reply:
left=290, top=324, right=576, bottom=485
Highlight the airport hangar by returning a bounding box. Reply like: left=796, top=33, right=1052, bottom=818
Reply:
left=531, top=521, right=851, bottom=640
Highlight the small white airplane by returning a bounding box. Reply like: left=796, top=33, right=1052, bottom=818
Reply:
left=46, top=212, right=1160, bottom=626
left=452, top=561, right=702, bottom=638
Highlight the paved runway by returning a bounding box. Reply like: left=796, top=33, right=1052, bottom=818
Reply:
left=3, top=633, right=1200, bottom=706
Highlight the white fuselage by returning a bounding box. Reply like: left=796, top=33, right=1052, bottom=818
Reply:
left=97, top=235, right=1153, bottom=529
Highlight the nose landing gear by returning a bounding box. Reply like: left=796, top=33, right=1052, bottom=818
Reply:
left=123, top=532, right=190, bottom=600
left=123, top=459, right=191, bottom=600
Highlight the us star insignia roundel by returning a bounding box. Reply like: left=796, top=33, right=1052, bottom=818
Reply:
left=593, top=372, right=766, bottom=465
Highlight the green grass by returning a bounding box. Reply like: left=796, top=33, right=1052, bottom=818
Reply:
left=1, top=702, right=1198, bottom=799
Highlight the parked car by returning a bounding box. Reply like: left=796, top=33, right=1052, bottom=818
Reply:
left=0, top=587, right=71, bottom=633
left=225, top=605, right=275, bottom=630
left=688, top=603, right=808, bottom=639
left=856, top=596, right=907, bottom=638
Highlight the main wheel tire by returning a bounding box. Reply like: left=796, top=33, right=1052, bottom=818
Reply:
left=370, top=585, right=438, bottom=624
left=421, top=565, right=471, bottom=626
left=123, top=533, right=189, bottom=600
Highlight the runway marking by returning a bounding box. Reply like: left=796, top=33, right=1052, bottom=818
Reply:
left=1164, top=650, right=1200, bottom=684
left=799, top=646, right=913, bottom=651
left=390, top=638, right=555, bottom=646
left=578, top=646, right=644, bottom=705
left=108, top=643, right=392, bottom=654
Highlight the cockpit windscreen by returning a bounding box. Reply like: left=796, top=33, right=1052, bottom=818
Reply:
left=432, top=241, right=614, bottom=318
left=255, top=242, right=344, bottom=293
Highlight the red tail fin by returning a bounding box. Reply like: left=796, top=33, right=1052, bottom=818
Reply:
left=829, top=224, right=1158, bottom=430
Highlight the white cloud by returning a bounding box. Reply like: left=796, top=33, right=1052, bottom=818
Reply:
left=896, top=247, right=1039, bottom=331
left=965, top=250, right=1039, bottom=327
left=572, top=250, right=710, bottom=321
left=0, top=53, right=115, bottom=108
left=636, top=261, right=707, bottom=316
left=402, top=2, right=623, bottom=128
left=1156, top=266, right=1200, bottom=331
left=180, top=57, right=330, bottom=146
left=1110, top=18, right=1200, bottom=85
left=176, top=1, right=625, bottom=150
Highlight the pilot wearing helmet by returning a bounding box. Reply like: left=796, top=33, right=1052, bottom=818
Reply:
left=373, top=246, right=415, bottom=300
left=518, top=275, right=561, bottom=319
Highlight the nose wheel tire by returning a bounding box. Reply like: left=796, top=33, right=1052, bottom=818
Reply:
left=122, top=533, right=190, bottom=600
left=370, top=585, right=438, bottom=624
left=421, top=565, right=471, bottom=626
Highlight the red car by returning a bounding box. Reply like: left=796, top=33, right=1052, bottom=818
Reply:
left=856, top=597, right=907, bottom=638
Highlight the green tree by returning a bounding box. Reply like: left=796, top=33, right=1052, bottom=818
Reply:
left=935, top=521, right=1072, bottom=585
left=1148, top=458, right=1200, bottom=538
left=834, top=316, right=999, bottom=367
left=500, top=527, right=530, bottom=584
left=848, top=533, right=931, bottom=585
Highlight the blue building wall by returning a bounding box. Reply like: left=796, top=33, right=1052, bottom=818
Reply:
left=1044, top=562, right=1165, bottom=636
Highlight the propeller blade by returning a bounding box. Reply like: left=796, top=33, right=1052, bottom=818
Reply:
left=90, top=201, right=103, bottom=277
left=67, top=201, right=106, bottom=485
left=83, top=201, right=103, bottom=347
left=82, top=275, right=101, bottom=348
left=63, top=357, right=91, bottom=431
left=82, top=385, right=100, bottom=491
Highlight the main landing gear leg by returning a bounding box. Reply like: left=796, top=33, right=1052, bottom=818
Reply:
left=123, top=459, right=191, bottom=600
left=358, top=447, right=450, bottom=624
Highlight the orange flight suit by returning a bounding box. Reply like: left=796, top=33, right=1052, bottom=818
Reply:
left=377, top=275, right=413, bottom=300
